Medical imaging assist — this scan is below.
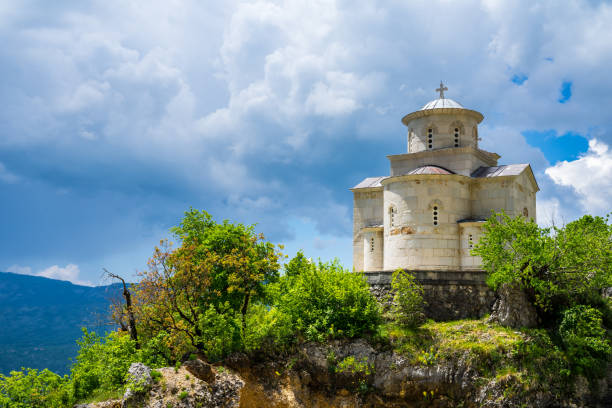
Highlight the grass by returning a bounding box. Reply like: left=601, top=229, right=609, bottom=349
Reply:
left=381, top=317, right=523, bottom=366
left=380, top=317, right=572, bottom=401
left=76, top=388, right=124, bottom=404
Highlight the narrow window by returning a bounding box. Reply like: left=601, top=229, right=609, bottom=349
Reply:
left=454, top=127, right=459, bottom=147
left=433, top=206, right=438, bottom=226
left=389, top=206, right=396, bottom=227
left=468, top=234, right=473, bottom=249
left=523, top=207, right=529, bottom=217
left=370, top=237, right=375, bottom=252
left=427, top=128, right=433, bottom=149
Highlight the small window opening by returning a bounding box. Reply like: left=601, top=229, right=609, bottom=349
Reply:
left=433, top=206, right=438, bottom=226
left=454, top=127, right=459, bottom=147
left=370, top=237, right=375, bottom=252
left=389, top=207, right=397, bottom=227
left=468, top=234, right=474, bottom=249
left=523, top=207, right=529, bottom=217
left=428, top=128, right=433, bottom=149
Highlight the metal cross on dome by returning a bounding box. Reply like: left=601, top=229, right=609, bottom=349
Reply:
left=436, top=81, right=448, bottom=99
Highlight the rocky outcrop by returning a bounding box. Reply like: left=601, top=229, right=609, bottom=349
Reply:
left=488, top=284, right=539, bottom=329
left=82, top=340, right=612, bottom=408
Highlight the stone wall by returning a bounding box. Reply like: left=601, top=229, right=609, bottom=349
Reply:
left=365, top=270, right=495, bottom=321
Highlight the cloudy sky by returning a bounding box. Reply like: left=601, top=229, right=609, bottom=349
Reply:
left=1, top=0, right=611, bottom=286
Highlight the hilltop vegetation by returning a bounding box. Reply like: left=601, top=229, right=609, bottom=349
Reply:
left=0, top=210, right=610, bottom=407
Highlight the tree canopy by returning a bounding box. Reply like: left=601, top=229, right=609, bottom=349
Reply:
left=473, top=211, right=612, bottom=312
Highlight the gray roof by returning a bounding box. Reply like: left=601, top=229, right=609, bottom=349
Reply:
left=352, top=176, right=385, bottom=189
left=406, top=165, right=454, bottom=175
left=421, top=98, right=464, bottom=110
left=471, top=164, right=530, bottom=178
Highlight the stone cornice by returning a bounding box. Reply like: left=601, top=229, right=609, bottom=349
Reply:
left=401, top=107, right=484, bottom=126
left=350, top=186, right=383, bottom=192
left=387, top=146, right=500, bottom=164
left=381, top=173, right=470, bottom=186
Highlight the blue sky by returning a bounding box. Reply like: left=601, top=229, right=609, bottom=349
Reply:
left=1, top=0, right=611, bottom=286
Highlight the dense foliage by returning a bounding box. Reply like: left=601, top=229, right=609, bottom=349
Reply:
left=473, top=211, right=612, bottom=312
left=272, top=256, right=381, bottom=342
left=559, top=305, right=611, bottom=378
left=390, top=269, right=425, bottom=328
left=474, top=211, right=612, bottom=379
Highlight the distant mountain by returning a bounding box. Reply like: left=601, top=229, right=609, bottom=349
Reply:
left=0, top=272, right=123, bottom=375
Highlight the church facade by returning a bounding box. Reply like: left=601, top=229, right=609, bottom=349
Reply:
left=351, top=84, right=538, bottom=273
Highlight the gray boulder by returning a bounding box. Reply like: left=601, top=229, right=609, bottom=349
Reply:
left=488, top=283, right=539, bottom=329
left=122, top=362, right=152, bottom=408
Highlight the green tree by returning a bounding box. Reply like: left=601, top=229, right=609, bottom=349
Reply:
left=390, top=269, right=425, bottom=328
left=132, top=209, right=281, bottom=357
left=473, top=211, right=612, bottom=312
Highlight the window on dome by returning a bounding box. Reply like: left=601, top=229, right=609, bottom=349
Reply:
left=428, top=128, right=433, bottom=149
left=454, top=127, right=460, bottom=147
left=370, top=237, right=375, bottom=252
left=468, top=234, right=474, bottom=249
left=433, top=206, right=438, bottom=226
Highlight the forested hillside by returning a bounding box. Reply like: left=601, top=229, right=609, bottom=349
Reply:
left=0, top=273, right=120, bottom=374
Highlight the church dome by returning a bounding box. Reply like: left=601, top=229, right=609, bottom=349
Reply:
left=401, top=82, right=483, bottom=126
left=420, top=98, right=464, bottom=110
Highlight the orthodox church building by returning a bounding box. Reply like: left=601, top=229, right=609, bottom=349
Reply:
left=351, top=83, right=538, bottom=273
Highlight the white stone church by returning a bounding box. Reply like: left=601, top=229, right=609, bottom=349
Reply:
left=351, top=83, right=538, bottom=272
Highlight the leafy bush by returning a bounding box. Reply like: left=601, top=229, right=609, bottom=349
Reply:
left=0, top=368, right=70, bottom=408
left=197, top=303, right=242, bottom=361
left=559, top=305, right=612, bottom=378
left=390, top=269, right=425, bottom=328
left=70, top=329, right=139, bottom=400
left=242, top=303, right=294, bottom=352
left=274, top=258, right=381, bottom=342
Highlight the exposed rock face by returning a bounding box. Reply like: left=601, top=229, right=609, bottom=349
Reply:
left=82, top=343, right=612, bottom=408
left=123, top=362, right=153, bottom=408
left=488, top=284, right=539, bottom=329
left=184, top=359, right=216, bottom=383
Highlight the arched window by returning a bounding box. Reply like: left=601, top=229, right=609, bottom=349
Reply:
left=454, top=127, right=460, bottom=147
left=389, top=206, right=397, bottom=227
left=433, top=206, right=438, bottom=226
left=523, top=207, right=529, bottom=217
left=468, top=234, right=474, bottom=249
left=370, top=237, right=375, bottom=252
left=427, top=128, right=433, bottom=149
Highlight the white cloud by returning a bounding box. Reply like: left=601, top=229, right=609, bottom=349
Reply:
left=5, top=263, right=92, bottom=286
left=6, top=265, right=32, bottom=275
left=545, top=139, right=612, bottom=215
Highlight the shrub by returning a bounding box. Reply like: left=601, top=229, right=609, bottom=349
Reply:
left=390, top=269, right=425, bottom=328
left=274, top=258, right=381, bottom=342
left=559, top=305, right=612, bottom=378
left=0, top=368, right=71, bottom=408
left=242, top=303, right=294, bottom=352
left=197, top=303, right=242, bottom=361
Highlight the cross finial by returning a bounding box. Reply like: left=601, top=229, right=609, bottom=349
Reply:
left=436, top=81, right=448, bottom=99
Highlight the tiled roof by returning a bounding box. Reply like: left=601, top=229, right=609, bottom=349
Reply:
left=406, top=165, right=455, bottom=175
left=352, top=176, right=385, bottom=189
left=471, top=164, right=530, bottom=178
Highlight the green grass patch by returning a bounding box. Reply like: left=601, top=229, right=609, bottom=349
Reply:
left=76, top=388, right=124, bottom=404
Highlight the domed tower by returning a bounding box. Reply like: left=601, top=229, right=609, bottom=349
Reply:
left=351, top=82, right=539, bottom=273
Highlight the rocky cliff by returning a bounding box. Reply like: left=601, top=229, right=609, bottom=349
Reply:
left=79, top=331, right=612, bottom=408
